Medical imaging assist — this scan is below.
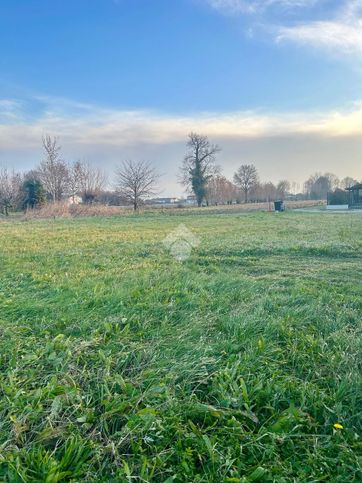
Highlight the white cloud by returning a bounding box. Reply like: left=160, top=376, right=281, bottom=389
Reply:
left=344, top=0, right=362, bottom=17
left=206, top=0, right=318, bottom=15
left=277, top=18, right=362, bottom=55
left=0, top=99, right=25, bottom=122
left=205, top=0, right=362, bottom=57
left=1, top=96, right=362, bottom=154
left=276, top=1, right=362, bottom=55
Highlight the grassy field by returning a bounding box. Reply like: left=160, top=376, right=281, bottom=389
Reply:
left=0, top=211, right=361, bottom=482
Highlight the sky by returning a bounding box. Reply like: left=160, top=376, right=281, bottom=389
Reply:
left=0, top=0, right=361, bottom=195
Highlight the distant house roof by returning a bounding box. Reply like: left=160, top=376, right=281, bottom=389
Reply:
left=346, top=183, right=362, bottom=191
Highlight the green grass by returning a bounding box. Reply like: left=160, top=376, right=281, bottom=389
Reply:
left=0, top=211, right=361, bottom=482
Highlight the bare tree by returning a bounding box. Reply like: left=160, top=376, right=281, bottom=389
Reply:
left=311, top=176, right=330, bottom=200
left=340, top=176, right=358, bottom=189
left=68, top=161, right=83, bottom=203
left=276, top=180, right=291, bottom=200
left=304, top=172, right=339, bottom=200
left=0, top=168, right=22, bottom=215
left=206, top=175, right=235, bottom=205
left=180, top=132, right=220, bottom=207
left=304, top=172, right=320, bottom=199
left=325, top=172, right=340, bottom=191
left=69, top=161, right=106, bottom=203
left=233, top=164, right=259, bottom=203
left=263, top=182, right=277, bottom=202
left=38, top=136, right=70, bottom=202
left=115, top=160, right=159, bottom=211
left=247, top=182, right=262, bottom=203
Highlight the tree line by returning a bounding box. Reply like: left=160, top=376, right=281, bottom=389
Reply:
left=0, top=132, right=360, bottom=214
left=179, top=133, right=359, bottom=207
left=0, top=136, right=107, bottom=215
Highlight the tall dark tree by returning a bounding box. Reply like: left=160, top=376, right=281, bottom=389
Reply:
left=233, top=164, right=259, bottom=203
left=22, top=177, right=46, bottom=209
left=180, top=133, right=220, bottom=207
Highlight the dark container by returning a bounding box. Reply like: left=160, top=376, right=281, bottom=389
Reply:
left=274, top=200, right=285, bottom=212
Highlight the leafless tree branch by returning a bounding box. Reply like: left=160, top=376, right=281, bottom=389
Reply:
left=115, top=160, right=159, bottom=210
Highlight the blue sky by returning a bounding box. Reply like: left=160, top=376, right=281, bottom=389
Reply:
left=1, top=0, right=362, bottom=194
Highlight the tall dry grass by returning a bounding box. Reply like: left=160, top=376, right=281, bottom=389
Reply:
left=24, top=202, right=129, bottom=219
left=23, top=199, right=325, bottom=220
